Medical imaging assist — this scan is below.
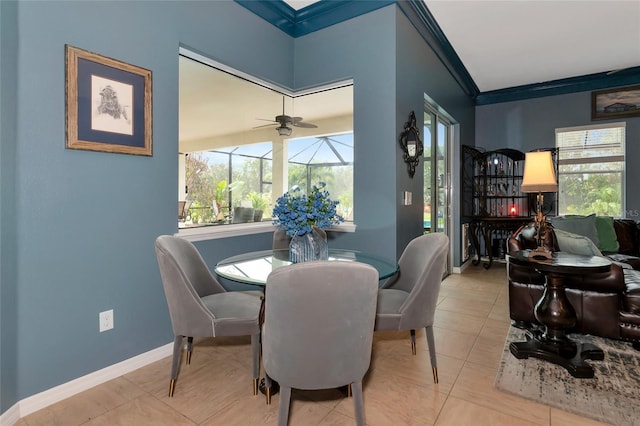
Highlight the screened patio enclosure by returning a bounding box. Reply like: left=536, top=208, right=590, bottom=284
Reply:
left=180, top=132, right=353, bottom=227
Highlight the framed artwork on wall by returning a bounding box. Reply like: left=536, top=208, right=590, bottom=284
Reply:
left=65, top=45, right=152, bottom=156
left=591, top=84, right=640, bottom=121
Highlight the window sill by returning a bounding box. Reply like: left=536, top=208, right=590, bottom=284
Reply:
left=176, top=222, right=356, bottom=242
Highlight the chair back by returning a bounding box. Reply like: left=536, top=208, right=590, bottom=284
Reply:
left=393, top=233, right=449, bottom=329
left=263, top=261, right=378, bottom=390
left=155, top=235, right=226, bottom=336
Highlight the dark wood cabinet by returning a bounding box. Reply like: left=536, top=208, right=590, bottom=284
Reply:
left=462, top=146, right=531, bottom=268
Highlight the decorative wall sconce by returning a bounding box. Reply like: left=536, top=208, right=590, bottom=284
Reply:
left=399, top=111, right=423, bottom=177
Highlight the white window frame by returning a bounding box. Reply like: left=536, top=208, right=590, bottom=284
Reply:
left=176, top=48, right=356, bottom=241
left=555, top=122, right=626, bottom=217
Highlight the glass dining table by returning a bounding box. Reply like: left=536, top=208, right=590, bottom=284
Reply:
left=215, top=247, right=398, bottom=399
left=215, top=248, right=399, bottom=286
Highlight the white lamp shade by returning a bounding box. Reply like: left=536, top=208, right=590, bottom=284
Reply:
left=521, top=151, right=558, bottom=193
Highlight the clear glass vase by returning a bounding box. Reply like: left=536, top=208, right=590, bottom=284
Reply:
left=289, top=228, right=329, bottom=263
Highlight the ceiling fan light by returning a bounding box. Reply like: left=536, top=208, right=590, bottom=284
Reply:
left=277, top=125, right=292, bottom=136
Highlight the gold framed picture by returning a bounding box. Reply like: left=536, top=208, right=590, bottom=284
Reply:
left=65, top=45, right=152, bottom=156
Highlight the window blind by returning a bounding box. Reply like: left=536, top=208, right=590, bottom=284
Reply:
left=556, top=122, right=625, bottom=165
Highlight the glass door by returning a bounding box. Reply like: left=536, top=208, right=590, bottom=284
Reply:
left=424, top=105, right=452, bottom=273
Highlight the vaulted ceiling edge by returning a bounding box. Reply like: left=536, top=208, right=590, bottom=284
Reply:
left=397, top=0, right=478, bottom=99
left=236, top=0, right=640, bottom=105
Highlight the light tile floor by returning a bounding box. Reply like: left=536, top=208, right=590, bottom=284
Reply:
left=18, top=264, right=610, bottom=425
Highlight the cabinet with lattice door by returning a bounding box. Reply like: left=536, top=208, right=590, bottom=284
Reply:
left=461, top=145, right=531, bottom=268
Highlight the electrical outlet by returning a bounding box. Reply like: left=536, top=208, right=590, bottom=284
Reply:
left=99, top=309, right=114, bottom=332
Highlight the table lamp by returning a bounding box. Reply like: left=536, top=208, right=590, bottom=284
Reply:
left=521, top=151, right=558, bottom=259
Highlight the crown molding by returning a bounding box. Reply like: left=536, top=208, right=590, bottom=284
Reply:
left=235, top=0, right=394, bottom=37
left=398, top=0, right=479, bottom=98
left=235, top=0, right=298, bottom=34
left=476, top=67, right=640, bottom=105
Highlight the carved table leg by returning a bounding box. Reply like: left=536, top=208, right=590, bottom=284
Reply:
left=509, top=273, right=604, bottom=378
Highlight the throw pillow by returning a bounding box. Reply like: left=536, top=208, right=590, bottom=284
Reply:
left=554, top=229, right=603, bottom=257
left=595, top=216, right=619, bottom=253
left=550, top=214, right=600, bottom=248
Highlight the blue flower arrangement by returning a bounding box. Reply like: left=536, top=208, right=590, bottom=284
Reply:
left=272, top=182, right=344, bottom=237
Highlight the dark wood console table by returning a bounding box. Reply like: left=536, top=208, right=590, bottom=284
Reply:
left=506, top=250, right=612, bottom=378
left=470, top=217, right=531, bottom=269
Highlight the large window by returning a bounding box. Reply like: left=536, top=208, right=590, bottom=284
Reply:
left=287, top=134, right=354, bottom=220
left=183, top=134, right=353, bottom=226
left=184, top=143, right=273, bottom=225
left=178, top=53, right=353, bottom=229
left=556, top=122, right=625, bottom=217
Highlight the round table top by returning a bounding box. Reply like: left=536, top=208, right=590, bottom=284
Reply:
left=215, top=248, right=399, bottom=286
left=507, top=250, right=612, bottom=275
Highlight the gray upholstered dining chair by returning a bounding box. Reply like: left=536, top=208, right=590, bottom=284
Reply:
left=262, top=261, right=379, bottom=426
left=154, top=235, right=263, bottom=397
left=272, top=227, right=327, bottom=249
left=375, top=233, right=449, bottom=384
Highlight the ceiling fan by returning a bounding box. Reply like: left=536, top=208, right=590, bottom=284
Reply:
left=255, top=97, right=318, bottom=136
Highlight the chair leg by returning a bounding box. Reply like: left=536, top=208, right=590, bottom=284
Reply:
left=265, top=374, right=273, bottom=405
left=351, top=381, right=365, bottom=426
left=410, top=329, right=417, bottom=355
left=251, top=333, right=260, bottom=395
left=186, top=336, right=194, bottom=364
left=169, top=335, right=183, bottom=397
left=347, top=383, right=352, bottom=397
left=425, top=326, right=438, bottom=384
left=277, top=386, right=292, bottom=426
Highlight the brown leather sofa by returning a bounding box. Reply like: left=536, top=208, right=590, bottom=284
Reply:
left=507, top=219, right=640, bottom=349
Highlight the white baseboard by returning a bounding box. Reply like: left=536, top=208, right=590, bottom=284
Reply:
left=0, top=404, right=20, bottom=426
left=1, top=342, right=172, bottom=425
left=453, top=259, right=472, bottom=274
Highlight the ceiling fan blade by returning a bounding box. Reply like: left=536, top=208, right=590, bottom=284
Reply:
left=252, top=123, right=277, bottom=129
left=255, top=118, right=278, bottom=123
left=291, top=117, right=317, bottom=128
left=292, top=121, right=318, bottom=128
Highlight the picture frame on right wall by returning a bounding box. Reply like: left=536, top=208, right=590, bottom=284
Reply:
left=592, top=84, right=640, bottom=121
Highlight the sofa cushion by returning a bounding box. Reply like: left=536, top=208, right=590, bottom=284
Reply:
left=554, top=229, right=603, bottom=257
left=595, top=216, right=619, bottom=253
left=622, top=269, right=640, bottom=314
left=607, top=253, right=640, bottom=270
left=550, top=214, right=600, bottom=248
left=614, top=219, right=638, bottom=255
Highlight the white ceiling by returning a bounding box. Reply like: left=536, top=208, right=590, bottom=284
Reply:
left=287, top=0, right=640, bottom=92
left=179, top=56, right=353, bottom=144
left=425, top=0, right=640, bottom=92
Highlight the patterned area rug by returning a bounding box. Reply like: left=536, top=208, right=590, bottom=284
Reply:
left=494, top=326, right=640, bottom=426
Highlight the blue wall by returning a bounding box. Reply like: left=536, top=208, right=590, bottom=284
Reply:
left=1, top=0, right=294, bottom=410
left=1, top=0, right=20, bottom=412
left=394, top=7, right=475, bottom=265
left=1, top=0, right=478, bottom=413
left=10, top=0, right=631, bottom=413
left=476, top=92, right=640, bottom=217
left=292, top=6, right=399, bottom=261
left=287, top=6, right=477, bottom=265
